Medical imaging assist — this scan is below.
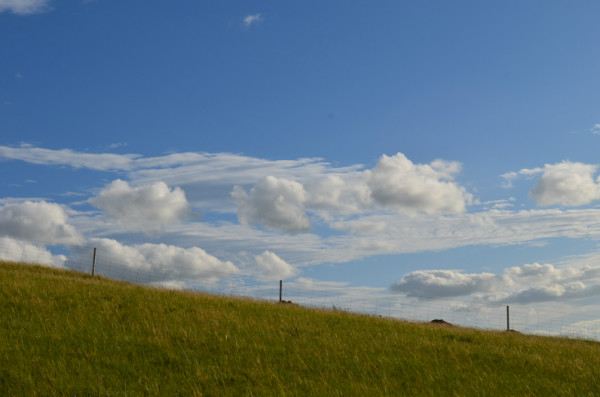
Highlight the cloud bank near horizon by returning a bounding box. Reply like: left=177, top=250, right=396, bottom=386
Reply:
left=3, top=144, right=600, bottom=303
left=390, top=262, right=600, bottom=305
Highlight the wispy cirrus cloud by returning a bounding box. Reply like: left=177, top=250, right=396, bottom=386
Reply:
left=6, top=144, right=600, bottom=277
left=0, top=144, right=138, bottom=171
left=0, top=0, right=52, bottom=15
left=243, top=13, right=262, bottom=28
left=500, top=167, right=543, bottom=188
left=0, top=144, right=359, bottom=182
left=3, top=144, right=471, bottom=222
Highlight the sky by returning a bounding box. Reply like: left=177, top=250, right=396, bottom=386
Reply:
left=2, top=0, right=600, bottom=333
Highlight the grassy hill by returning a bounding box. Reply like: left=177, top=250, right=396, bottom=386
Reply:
left=1, top=260, right=600, bottom=396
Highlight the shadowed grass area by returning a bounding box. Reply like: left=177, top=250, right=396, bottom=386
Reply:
left=2, top=260, right=600, bottom=396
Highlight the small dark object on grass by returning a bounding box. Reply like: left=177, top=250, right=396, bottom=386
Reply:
left=431, top=319, right=452, bottom=326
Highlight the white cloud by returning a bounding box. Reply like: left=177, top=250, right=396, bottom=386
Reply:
left=232, top=176, right=310, bottom=233
left=89, top=180, right=191, bottom=232
left=481, top=198, right=516, bottom=209
left=494, top=282, right=599, bottom=305
left=390, top=269, right=504, bottom=299
left=591, top=124, right=600, bottom=135
left=0, top=236, right=66, bottom=267
left=504, top=262, right=565, bottom=283
left=253, top=250, right=297, bottom=281
left=0, top=201, right=83, bottom=245
left=231, top=152, right=472, bottom=232
left=306, top=174, right=371, bottom=214
left=491, top=262, right=600, bottom=304
left=366, top=153, right=471, bottom=214
left=329, top=219, right=387, bottom=235
left=243, top=13, right=262, bottom=28
left=8, top=144, right=600, bottom=269
left=389, top=261, right=600, bottom=305
left=83, top=238, right=240, bottom=284
left=0, top=144, right=138, bottom=171
left=148, top=280, right=187, bottom=290
left=154, top=206, right=600, bottom=271
left=501, top=167, right=543, bottom=188
left=0, top=145, right=474, bottom=218
left=503, top=161, right=600, bottom=206
left=530, top=161, right=600, bottom=206
left=0, top=145, right=361, bottom=210
left=0, top=0, right=51, bottom=15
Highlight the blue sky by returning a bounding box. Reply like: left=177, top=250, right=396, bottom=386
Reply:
left=2, top=0, right=600, bottom=331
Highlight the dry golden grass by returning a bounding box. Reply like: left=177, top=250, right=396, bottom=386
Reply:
left=2, top=260, right=600, bottom=396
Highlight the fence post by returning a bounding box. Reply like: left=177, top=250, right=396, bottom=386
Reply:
left=279, top=280, right=282, bottom=303
left=92, top=247, right=97, bottom=277
left=506, top=305, right=510, bottom=331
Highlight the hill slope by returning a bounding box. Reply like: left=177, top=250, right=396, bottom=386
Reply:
left=1, top=261, right=600, bottom=396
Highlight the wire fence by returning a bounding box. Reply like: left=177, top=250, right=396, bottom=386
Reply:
left=1, top=235, right=600, bottom=341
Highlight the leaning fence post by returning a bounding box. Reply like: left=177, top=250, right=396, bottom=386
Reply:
left=92, top=247, right=97, bottom=277
left=279, top=280, right=282, bottom=303
left=506, top=305, right=510, bottom=331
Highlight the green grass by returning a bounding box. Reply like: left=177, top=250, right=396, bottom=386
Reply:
left=2, top=260, right=600, bottom=396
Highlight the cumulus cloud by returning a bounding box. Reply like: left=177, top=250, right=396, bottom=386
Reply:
left=253, top=251, right=297, bottom=281
left=78, top=238, right=240, bottom=284
left=390, top=261, right=600, bottom=305
left=390, top=269, right=504, bottom=299
left=232, top=153, right=472, bottom=232
left=0, top=236, right=66, bottom=267
left=530, top=161, right=600, bottom=207
left=491, top=262, right=600, bottom=304
left=306, top=174, right=371, bottom=214
left=366, top=153, right=471, bottom=214
left=243, top=13, right=262, bottom=27
left=504, top=262, right=565, bottom=283
left=0, top=201, right=83, bottom=245
left=0, top=0, right=51, bottom=15
left=2, top=145, right=474, bottom=221
left=495, top=282, right=599, bottom=305
left=232, top=176, right=310, bottom=233
left=89, top=180, right=191, bottom=231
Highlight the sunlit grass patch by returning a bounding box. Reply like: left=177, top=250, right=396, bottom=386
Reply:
left=1, top=260, right=600, bottom=395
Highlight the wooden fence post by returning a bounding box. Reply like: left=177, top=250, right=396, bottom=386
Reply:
left=279, top=280, right=282, bottom=303
left=506, top=305, right=510, bottom=331
left=92, top=247, right=97, bottom=277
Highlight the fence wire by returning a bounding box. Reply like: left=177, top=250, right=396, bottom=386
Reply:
left=1, top=235, right=600, bottom=341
